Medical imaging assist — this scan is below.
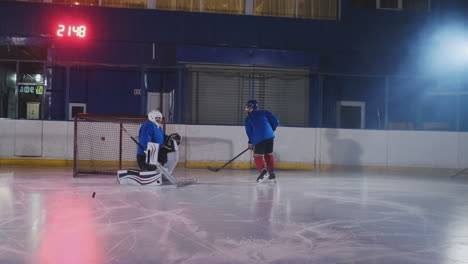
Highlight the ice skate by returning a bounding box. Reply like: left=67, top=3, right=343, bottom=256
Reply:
left=268, top=172, right=277, bottom=183
left=256, top=169, right=269, bottom=183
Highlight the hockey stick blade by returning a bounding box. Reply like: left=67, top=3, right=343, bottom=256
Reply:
left=207, top=148, right=249, bottom=173
left=176, top=178, right=197, bottom=188
left=207, top=166, right=220, bottom=172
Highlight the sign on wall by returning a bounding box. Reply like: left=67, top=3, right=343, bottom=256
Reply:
left=18, top=85, right=43, bottom=95
left=26, top=102, right=40, bottom=119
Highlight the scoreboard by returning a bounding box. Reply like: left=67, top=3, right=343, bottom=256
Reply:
left=56, top=24, right=87, bottom=38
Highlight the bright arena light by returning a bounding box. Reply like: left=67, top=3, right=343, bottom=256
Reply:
left=9, top=74, right=16, bottom=83
left=423, top=25, right=468, bottom=73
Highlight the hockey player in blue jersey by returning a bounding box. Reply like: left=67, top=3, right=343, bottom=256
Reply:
left=137, top=110, right=165, bottom=171
left=244, top=100, right=279, bottom=183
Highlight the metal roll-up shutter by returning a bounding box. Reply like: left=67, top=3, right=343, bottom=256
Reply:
left=190, top=69, right=249, bottom=125
left=254, top=70, right=309, bottom=127
left=188, top=65, right=309, bottom=127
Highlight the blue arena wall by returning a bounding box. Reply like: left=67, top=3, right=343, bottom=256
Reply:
left=1, top=1, right=468, bottom=129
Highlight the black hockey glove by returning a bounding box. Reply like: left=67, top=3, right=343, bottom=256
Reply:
left=164, top=133, right=181, bottom=152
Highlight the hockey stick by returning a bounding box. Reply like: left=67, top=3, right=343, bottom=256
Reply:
left=450, top=167, right=468, bottom=178
left=207, top=147, right=250, bottom=172
left=121, top=125, right=146, bottom=151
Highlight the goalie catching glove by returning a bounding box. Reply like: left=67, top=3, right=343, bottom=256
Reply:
left=158, top=133, right=181, bottom=165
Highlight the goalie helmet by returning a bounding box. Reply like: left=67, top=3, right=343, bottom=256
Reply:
left=148, top=110, right=163, bottom=124
left=245, top=100, right=258, bottom=110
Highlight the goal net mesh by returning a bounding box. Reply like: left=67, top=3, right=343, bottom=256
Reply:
left=73, top=113, right=147, bottom=177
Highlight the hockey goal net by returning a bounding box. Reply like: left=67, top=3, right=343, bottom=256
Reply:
left=73, top=113, right=147, bottom=177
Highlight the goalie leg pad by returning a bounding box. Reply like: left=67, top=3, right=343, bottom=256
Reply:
left=117, top=170, right=163, bottom=186
left=164, top=139, right=180, bottom=175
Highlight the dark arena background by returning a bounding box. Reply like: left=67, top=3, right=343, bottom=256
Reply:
left=1, top=0, right=468, bottom=263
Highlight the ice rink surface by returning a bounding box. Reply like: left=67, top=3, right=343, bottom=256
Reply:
left=0, top=166, right=467, bottom=264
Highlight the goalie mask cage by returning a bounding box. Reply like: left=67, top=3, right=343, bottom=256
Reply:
left=73, top=113, right=148, bottom=177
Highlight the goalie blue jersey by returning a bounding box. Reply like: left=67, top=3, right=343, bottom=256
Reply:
left=137, top=120, right=164, bottom=156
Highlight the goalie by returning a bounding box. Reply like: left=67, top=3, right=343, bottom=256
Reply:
left=136, top=110, right=165, bottom=170
left=118, top=110, right=181, bottom=186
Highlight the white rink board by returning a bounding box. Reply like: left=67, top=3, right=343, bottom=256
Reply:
left=184, top=125, right=250, bottom=162
left=42, top=121, right=69, bottom=159
left=0, top=119, right=15, bottom=157
left=14, top=120, right=43, bottom=157
left=275, top=127, right=315, bottom=164
left=318, top=128, right=387, bottom=167
left=66, top=121, right=74, bottom=160
left=2, top=119, right=468, bottom=169
left=387, top=131, right=459, bottom=168
left=458, top=132, right=468, bottom=169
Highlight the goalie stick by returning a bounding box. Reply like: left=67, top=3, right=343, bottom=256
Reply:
left=121, top=125, right=146, bottom=152
left=207, top=147, right=249, bottom=172
left=450, top=167, right=468, bottom=178
left=120, top=125, right=196, bottom=187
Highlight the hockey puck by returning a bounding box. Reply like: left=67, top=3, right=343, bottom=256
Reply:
left=92, top=192, right=96, bottom=198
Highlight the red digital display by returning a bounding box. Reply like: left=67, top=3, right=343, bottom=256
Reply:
left=56, top=24, right=87, bottom=38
